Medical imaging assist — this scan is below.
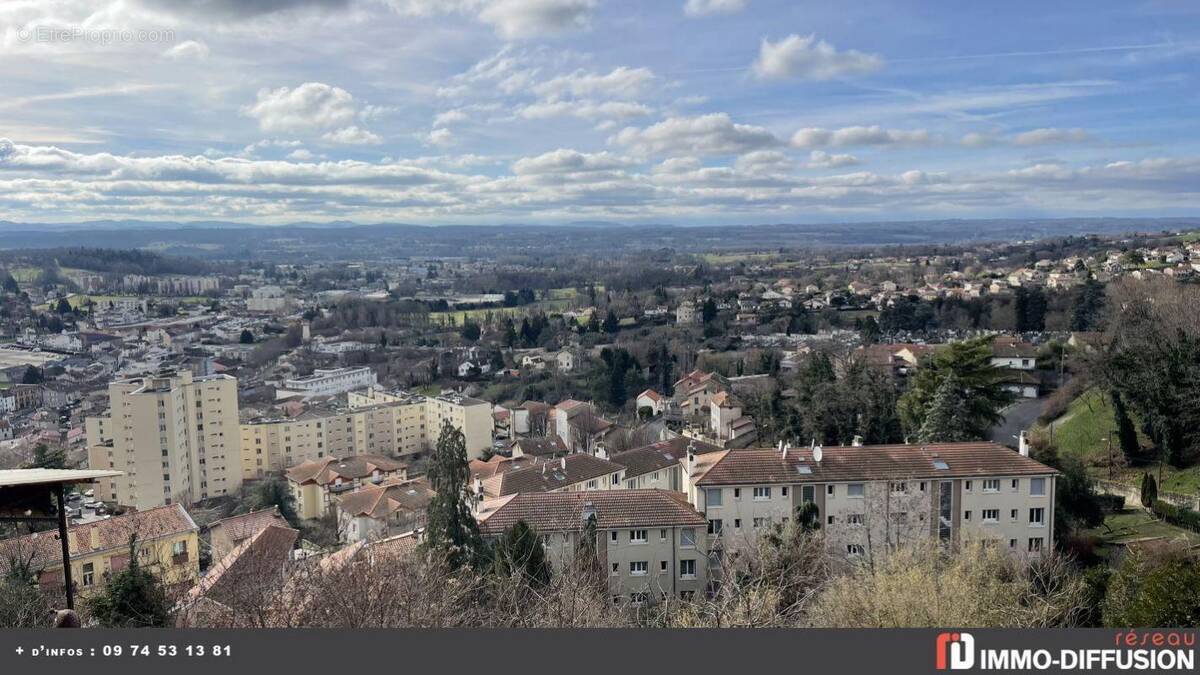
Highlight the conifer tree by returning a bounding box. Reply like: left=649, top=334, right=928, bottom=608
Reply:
left=424, top=420, right=485, bottom=570
left=917, top=374, right=970, bottom=443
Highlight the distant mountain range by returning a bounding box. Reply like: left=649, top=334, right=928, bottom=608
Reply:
left=0, top=217, right=1196, bottom=261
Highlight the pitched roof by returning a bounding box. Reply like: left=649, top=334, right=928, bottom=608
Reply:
left=187, top=524, right=298, bottom=608
left=695, top=442, right=1056, bottom=486
left=636, top=389, right=663, bottom=402
left=208, top=507, right=289, bottom=545
left=481, top=453, right=623, bottom=497
left=510, top=436, right=569, bottom=457
left=336, top=477, right=434, bottom=520
left=476, top=489, right=704, bottom=535
left=0, top=503, right=197, bottom=570
left=992, top=336, right=1039, bottom=359
left=284, top=454, right=406, bottom=486
left=609, top=437, right=721, bottom=479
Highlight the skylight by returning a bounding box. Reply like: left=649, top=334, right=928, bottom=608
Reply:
left=796, top=465, right=812, bottom=474
left=932, top=460, right=950, bottom=470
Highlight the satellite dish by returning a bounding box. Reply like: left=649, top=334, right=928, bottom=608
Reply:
left=812, top=445, right=823, bottom=463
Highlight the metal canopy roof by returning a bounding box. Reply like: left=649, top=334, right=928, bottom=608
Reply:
left=0, top=469, right=123, bottom=488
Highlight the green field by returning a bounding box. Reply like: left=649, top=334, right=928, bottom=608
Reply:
left=1038, top=389, right=1200, bottom=495
left=1082, top=508, right=1200, bottom=558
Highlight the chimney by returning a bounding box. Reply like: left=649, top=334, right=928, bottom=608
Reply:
left=1018, top=430, right=1030, bottom=457
left=595, top=443, right=607, bottom=460
left=473, top=477, right=482, bottom=496
left=89, top=526, right=100, bottom=551
left=560, top=456, right=567, bottom=470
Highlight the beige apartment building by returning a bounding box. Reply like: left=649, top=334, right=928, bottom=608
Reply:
left=686, top=441, right=1057, bottom=561
left=477, top=489, right=709, bottom=603
left=239, top=388, right=492, bottom=478
left=86, top=370, right=241, bottom=509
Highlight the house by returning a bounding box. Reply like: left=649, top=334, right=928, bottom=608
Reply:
left=0, top=503, right=199, bottom=597
left=675, top=301, right=699, bottom=325
left=555, top=351, right=576, bottom=372
left=285, top=454, right=408, bottom=520
left=477, top=453, right=625, bottom=498
left=457, top=361, right=478, bottom=378
left=0, top=420, right=11, bottom=441
left=672, top=370, right=730, bottom=419
left=476, top=489, right=708, bottom=603
left=635, top=389, right=666, bottom=416
left=470, top=454, right=542, bottom=482
left=610, top=437, right=722, bottom=490
left=991, top=336, right=1038, bottom=371
left=178, top=523, right=299, bottom=626
left=207, top=507, right=291, bottom=561
left=554, top=399, right=615, bottom=453
left=685, top=441, right=1057, bottom=560
left=1000, top=370, right=1041, bottom=399
left=336, top=477, right=435, bottom=543
left=709, top=391, right=756, bottom=446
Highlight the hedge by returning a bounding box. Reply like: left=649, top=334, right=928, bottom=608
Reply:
left=1151, top=499, right=1200, bottom=533
left=1096, top=493, right=1126, bottom=513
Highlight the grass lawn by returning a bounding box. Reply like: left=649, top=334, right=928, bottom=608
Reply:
left=431, top=298, right=572, bottom=325
left=1082, top=508, right=1200, bottom=560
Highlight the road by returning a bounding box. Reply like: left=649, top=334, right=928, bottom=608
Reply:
left=987, top=396, right=1046, bottom=449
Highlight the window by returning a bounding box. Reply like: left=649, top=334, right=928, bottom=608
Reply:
left=1011, top=509, right=1018, bottom=521
left=82, top=562, right=95, bottom=587
left=847, top=483, right=865, bottom=498
left=610, top=563, right=619, bottom=576
left=733, top=518, right=741, bottom=529
left=827, top=515, right=835, bottom=525
left=707, top=519, right=722, bottom=536
left=982, top=509, right=999, bottom=523
left=847, top=514, right=864, bottom=526
left=1028, top=537, right=1044, bottom=553
left=660, top=560, right=668, bottom=573
left=890, top=481, right=907, bottom=494
left=753, top=486, right=771, bottom=500
left=733, top=488, right=741, bottom=500
left=610, top=531, right=618, bottom=543
left=964, top=510, right=972, bottom=521
left=847, top=544, right=865, bottom=556
left=680, top=559, right=696, bottom=579
left=827, top=484, right=835, bottom=496
left=964, top=480, right=973, bottom=492
left=630, top=529, right=648, bottom=544
left=660, top=528, right=668, bottom=541
left=1011, top=479, right=1019, bottom=491
left=1009, top=539, right=1018, bottom=549
left=680, top=590, right=695, bottom=601
left=1030, top=478, right=1046, bottom=496
left=681, top=527, right=697, bottom=547
left=983, top=479, right=1000, bottom=492
left=630, top=592, right=649, bottom=606
left=611, top=474, right=620, bottom=485
left=753, top=517, right=768, bottom=528
left=1029, top=507, right=1045, bottom=526
left=705, top=488, right=723, bottom=507
left=919, top=481, right=927, bottom=492
left=630, top=561, right=648, bottom=576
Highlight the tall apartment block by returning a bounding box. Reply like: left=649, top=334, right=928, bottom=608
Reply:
left=87, top=370, right=241, bottom=509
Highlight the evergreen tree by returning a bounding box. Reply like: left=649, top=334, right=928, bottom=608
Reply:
left=253, top=478, right=299, bottom=525
left=917, top=374, right=970, bottom=443
left=1140, top=473, right=1158, bottom=508
left=603, top=309, right=618, bottom=333
left=55, top=297, right=72, bottom=315
left=20, top=365, right=42, bottom=384
left=460, top=320, right=481, bottom=341
left=239, top=329, right=254, bottom=344
left=87, top=537, right=171, bottom=627
left=1070, top=277, right=1105, bottom=331
left=701, top=297, right=717, bottom=324
left=1111, top=390, right=1140, bottom=462
left=28, top=443, right=67, bottom=470
left=424, top=420, right=485, bottom=570
left=897, top=338, right=1014, bottom=440
left=491, top=520, right=551, bottom=587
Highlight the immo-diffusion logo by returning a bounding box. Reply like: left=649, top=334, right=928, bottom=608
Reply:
left=935, top=631, right=1196, bottom=671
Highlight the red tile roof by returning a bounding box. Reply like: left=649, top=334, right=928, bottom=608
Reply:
left=477, top=489, right=704, bottom=535
left=695, top=442, right=1056, bottom=486
left=481, top=453, right=623, bottom=497
left=0, top=503, right=197, bottom=570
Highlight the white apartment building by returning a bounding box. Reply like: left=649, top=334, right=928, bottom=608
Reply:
left=477, top=489, right=709, bottom=603
left=278, top=366, right=377, bottom=399
left=346, top=387, right=493, bottom=460
left=686, top=441, right=1057, bottom=561
left=86, top=370, right=241, bottom=509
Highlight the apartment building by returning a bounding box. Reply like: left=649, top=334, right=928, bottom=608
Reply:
left=285, top=454, right=408, bottom=520
left=348, top=387, right=493, bottom=459
left=478, top=453, right=625, bottom=498
left=476, top=489, right=708, bottom=603
left=0, top=503, right=199, bottom=597
left=86, top=370, right=241, bottom=509
left=277, top=366, right=377, bottom=399
left=685, top=441, right=1057, bottom=560
left=610, top=437, right=722, bottom=491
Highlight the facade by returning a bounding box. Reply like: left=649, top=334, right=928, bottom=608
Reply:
left=0, top=503, right=199, bottom=597
left=86, top=370, right=241, bottom=509
left=279, top=367, right=377, bottom=399
left=476, top=489, right=709, bottom=603
left=348, top=388, right=493, bottom=460
left=686, top=441, right=1057, bottom=560
left=611, top=437, right=722, bottom=491
left=336, top=477, right=434, bottom=543
left=285, top=454, right=408, bottom=520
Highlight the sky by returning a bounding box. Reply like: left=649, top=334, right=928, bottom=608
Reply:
left=0, top=0, right=1198, bottom=226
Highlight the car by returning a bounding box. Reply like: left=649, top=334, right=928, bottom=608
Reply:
left=67, top=507, right=82, bottom=518
left=83, top=499, right=101, bottom=510
left=83, top=489, right=95, bottom=498
left=66, top=493, right=82, bottom=503
left=94, top=504, right=108, bottom=515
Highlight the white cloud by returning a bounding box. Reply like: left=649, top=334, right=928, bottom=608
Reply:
left=612, top=113, right=779, bottom=156
left=960, top=132, right=998, bottom=148
left=426, top=128, right=455, bottom=146
left=162, top=40, right=210, bottom=61
left=244, top=83, right=359, bottom=133
left=752, top=34, right=882, bottom=81
left=478, top=0, right=596, bottom=40
left=734, top=150, right=792, bottom=175
left=518, top=99, right=652, bottom=120
left=512, top=148, right=631, bottom=174
left=1013, top=127, right=1089, bottom=146
left=533, top=66, right=655, bottom=99
left=791, top=125, right=931, bottom=148
left=806, top=150, right=859, bottom=168
left=434, top=109, right=470, bottom=127
left=321, top=126, right=383, bottom=145
left=683, top=0, right=747, bottom=18
left=287, top=148, right=317, bottom=161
